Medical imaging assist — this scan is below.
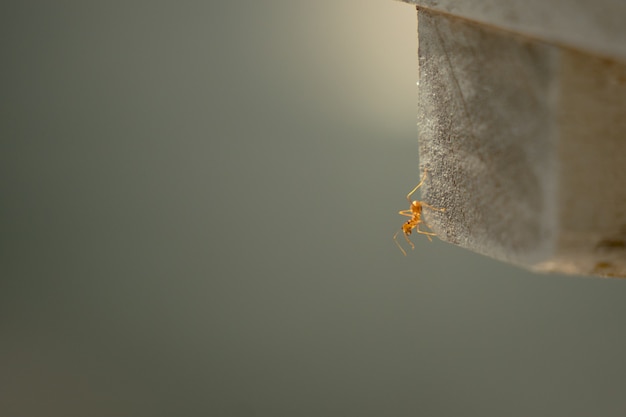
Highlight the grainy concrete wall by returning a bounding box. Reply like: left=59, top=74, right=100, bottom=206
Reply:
left=411, top=5, right=626, bottom=277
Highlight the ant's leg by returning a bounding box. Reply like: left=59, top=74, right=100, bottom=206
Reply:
left=416, top=224, right=435, bottom=242
left=420, top=221, right=435, bottom=232
left=398, top=210, right=413, bottom=217
left=403, top=232, right=416, bottom=250
left=416, top=224, right=436, bottom=235
left=422, top=202, right=446, bottom=212
left=406, top=169, right=429, bottom=202
left=416, top=231, right=434, bottom=242
left=393, top=231, right=408, bottom=256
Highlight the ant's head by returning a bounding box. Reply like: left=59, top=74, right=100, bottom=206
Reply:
left=402, top=222, right=413, bottom=235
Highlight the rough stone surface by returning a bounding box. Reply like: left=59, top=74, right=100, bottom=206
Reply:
left=417, top=8, right=626, bottom=277
left=402, top=0, right=626, bottom=60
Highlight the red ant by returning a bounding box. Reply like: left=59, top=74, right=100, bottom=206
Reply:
left=394, top=170, right=445, bottom=256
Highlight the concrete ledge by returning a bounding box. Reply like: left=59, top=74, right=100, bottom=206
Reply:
left=416, top=8, right=626, bottom=277
left=402, top=0, right=626, bottom=60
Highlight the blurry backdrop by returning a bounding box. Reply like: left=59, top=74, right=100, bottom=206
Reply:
left=2, top=1, right=626, bottom=416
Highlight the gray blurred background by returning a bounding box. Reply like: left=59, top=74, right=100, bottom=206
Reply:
left=2, top=1, right=626, bottom=416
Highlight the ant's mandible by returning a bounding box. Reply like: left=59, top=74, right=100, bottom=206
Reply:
left=394, top=170, right=445, bottom=256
